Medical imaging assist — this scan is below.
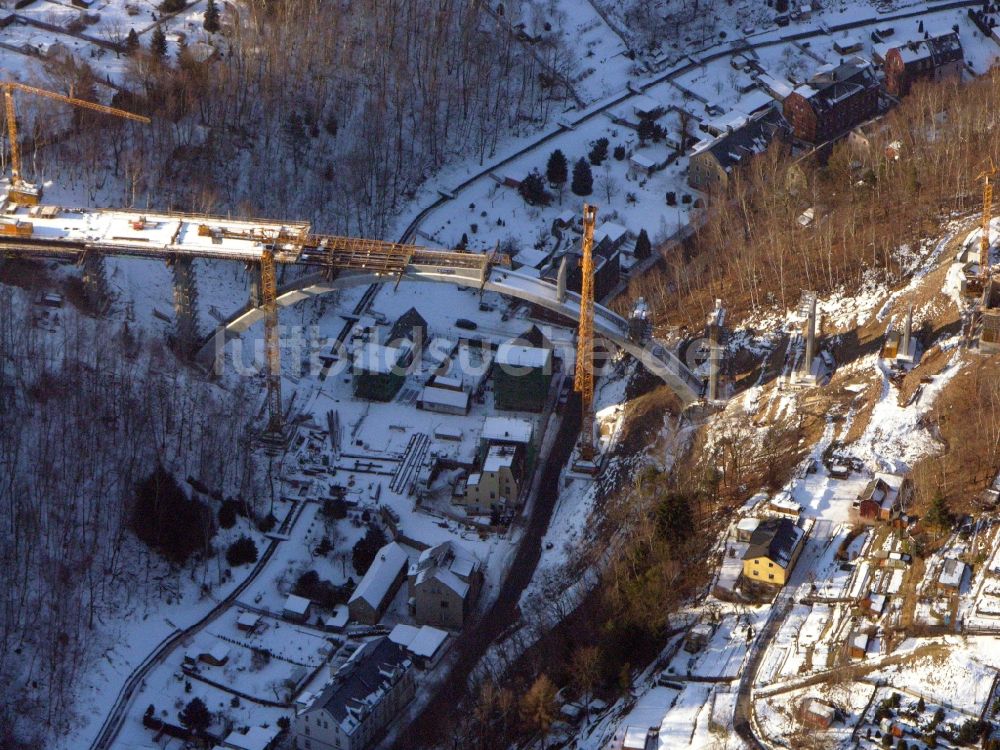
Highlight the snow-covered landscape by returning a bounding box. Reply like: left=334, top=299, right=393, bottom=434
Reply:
left=8, top=0, right=1000, bottom=749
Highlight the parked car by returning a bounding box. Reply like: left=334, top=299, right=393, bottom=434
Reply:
left=456, top=318, right=478, bottom=330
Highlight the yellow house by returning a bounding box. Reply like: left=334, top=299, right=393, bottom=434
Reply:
left=457, top=442, right=525, bottom=515
left=742, top=517, right=805, bottom=586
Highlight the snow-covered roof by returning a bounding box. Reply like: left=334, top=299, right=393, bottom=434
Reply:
left=325, top=604, right=349, bottom=629
left=496, top=343, right=551, bottom=369
left=744, top=518, right=804, bottom=567
left=482, top=416, right=533, bottom=444
left=631, top=94, right=664, bottom=115
left=515, top=247, right=550, bottom=269
left=623, top=726, right=648, bottom=749
left=236, top=612, right=260, bottom=629
left=483, top=443, right=518, bottom=473
left=389, top=624, right=448, bottom=658
left=596, top=222, right=628, bottom=245
left=388, top=623, right=420, bottom=648
left=353, top=342, right=408, bottom=375
left=221, top=726, right=281, bottom=750
left=283, top=594, right=311, bottom=616
left=868, top=593, right=887, bottom=613
left=419, top=384, right=469, bottom=411
left=412, top=540, right=479, bottom=600
left=432, top=374, right=463, bottom=389
left=630, top=152, right=658, bottom=169
left=408, top=626, right=449, bottom=658
left=737, top=517, right=760, bottom=533
left=208, top=641, right=230, bottom=664
left=349, top=541, right=409, bottom=610
left=939, top=558, right=966, bottom=588
left=434, top=426, right=463, bottom=441
left=307, top=637, right=410, bottom=736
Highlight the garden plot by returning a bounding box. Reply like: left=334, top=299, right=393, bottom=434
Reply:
left=183, top=618, right=337, bottom=704
left=756, top=681, right=876, bottom=749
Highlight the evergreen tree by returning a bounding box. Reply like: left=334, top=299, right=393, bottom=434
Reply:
left=613, top=144, right=626, bottom=161
left=637, top=117, right=655, bottom=144
left=203, top=0, right=220, bottom=32
left=634, top=228, right=652, bottom=260
left=588, top=137, right=609, bottom=166
left=150, top=25, right=167, bottom=59
left=655, top=491, right=694, bottom=546
left=518, top=169, right=550, bottom=206
left=571, top=158, right=593, bottom=196
left=351, top=524, right=387, bottom=575
left=160, top=0, right=185, bottom=12
left=125, top=28, right=140, bottom=53
left=178, top=697, right=211, bottom=735
left=131, top=465, right=213, bottom=564
left=546, top=149, right=568, bottom=188
left=925, top=495, right=953, bottom=531
left=225, top=536, right=258, bottom=566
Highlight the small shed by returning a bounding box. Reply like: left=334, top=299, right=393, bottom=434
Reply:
left=323, top=604, right=349, bottom=632
left=801, top=697, right=836, bottom=729
left=282, top=594, right=312, bottom=623
left=629, top=152, right=658, bottom=179
left=236, top=612, right=261, bottom=633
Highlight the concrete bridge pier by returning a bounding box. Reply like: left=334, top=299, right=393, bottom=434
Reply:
left=172, top=256, right=200, bottom=357
left=81, top=252, right=111, bottom=313
left=247, top=262, right=263, bottom=308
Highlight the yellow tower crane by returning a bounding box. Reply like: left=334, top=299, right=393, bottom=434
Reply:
left=574, top=203, right=597, bottom=463
left=979, top=159, right=997, bottom=280
left=2, top=81, right=151, bottom=205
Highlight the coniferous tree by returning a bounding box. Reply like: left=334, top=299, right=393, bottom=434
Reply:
left=125, top=28, right=140, bottom=53
left=203, top=0, right=220, bottom=32
left=588, top=137, right=609, bottom=166
left=637, top=117, right=654, bottom=145
left=178, top=697, right=211, bottom=735
left=226, top=536, right=258, bottom=566
left=571, top=158, right=593, bottom=196
left=150, top=25, right=167, bottom=59
left=634, top=228, right=652, bottom=260
left=546, top=149, right=568, bottom=189
left=518, top=169, right=550, bottom=206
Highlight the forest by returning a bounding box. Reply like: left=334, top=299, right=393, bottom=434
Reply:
left=22, top=0, right=568, bottom=238
left=0, top=286, right=267, bottom=747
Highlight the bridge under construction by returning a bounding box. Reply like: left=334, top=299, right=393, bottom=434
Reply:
left=0, top=196, right=705, bottom=435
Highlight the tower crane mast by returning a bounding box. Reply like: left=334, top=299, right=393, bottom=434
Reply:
left=979, top=159, right=997, bottom=280
left=574, top=204, right=597, bottom=463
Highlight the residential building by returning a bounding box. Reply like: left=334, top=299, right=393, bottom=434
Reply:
left=292, top=637, right=415, bottom=750
left=458, top=442, right=526, bottom=515
left=742, top=517, right=805, bottom=586
left=938, top=558, right=966, bottom=590
left=855, top=472, right=912, bottom=523
left=538, top=232, right=622, bottom=303
left=348, top=541, right=409, bottom=625
left=352, top=342, right=412, bottom=402
left=417, top=375, right=470, bottom=415
left=388, top=623, right=450, bottom=668
left=387, top=307, right=428, bottom=354
left=481, top=416, right=534, bottom=448
left=687, top=106, right=790, bottom=192
left=881, top=30, right=963, bottom=97
left=493, top=343, right=552, bottom=412
left=782, top=59, right=880, bottom=143
left=408, top=540, right=483, bottom=630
